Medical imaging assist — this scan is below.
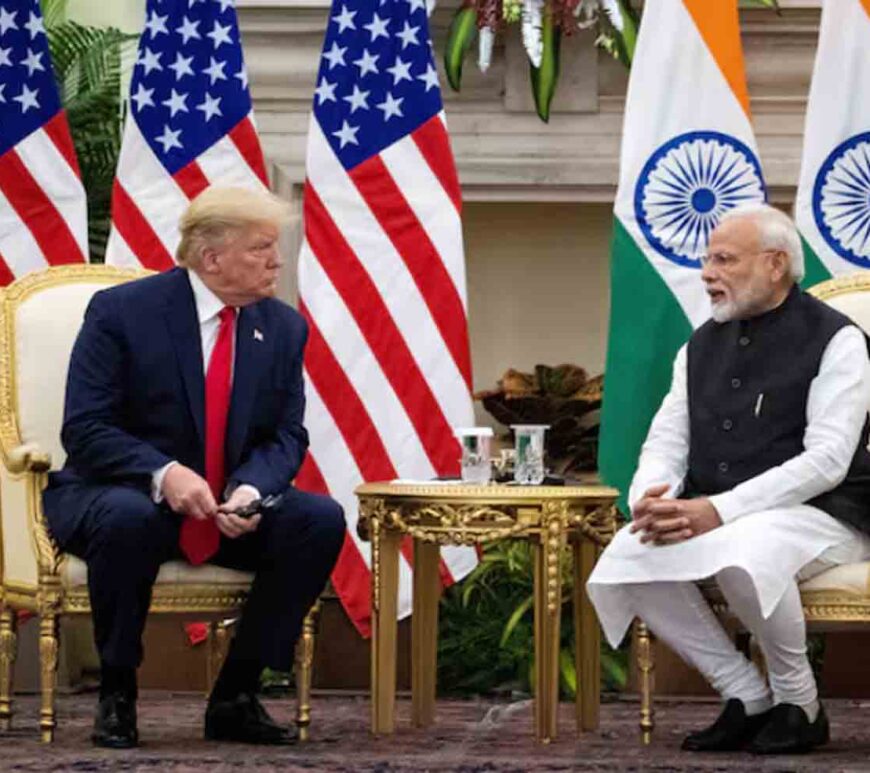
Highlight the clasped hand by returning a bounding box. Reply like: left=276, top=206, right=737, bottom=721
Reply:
left=162, top=464, right=261, bottom=539
left=629, top=483, right=722, bottom=545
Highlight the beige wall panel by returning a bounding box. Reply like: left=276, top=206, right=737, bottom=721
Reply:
left=66, top=0, right=144, bottom=31
left=463, top=202, right=611, bottom=424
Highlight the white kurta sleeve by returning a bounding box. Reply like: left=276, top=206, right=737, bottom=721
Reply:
left=627, top=345, right=690, bottom=512
left=709, top=325, right=870, bottom=523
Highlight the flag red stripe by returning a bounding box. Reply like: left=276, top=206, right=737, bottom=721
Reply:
left=304, top=182, right=460, bottom=475
left=42, top=111, right=81, bottom=178
left=349, top=157, right=472, bottom=391
left=0, top=250, right=15, bottom=286
left=228, top=116, right=268, bottom=186
left=299, top=303, right=397, bottom=481
left=0, top=148, right=84, bottom=265
left=173, top=160, right=210, bottom=200
left=299, top=304, right=426, bottom=571
left=411, top=116, right=462, bottom=214
left=295, top=454, right=373, bottom=637
left=110, top=180, right=175, bottom=271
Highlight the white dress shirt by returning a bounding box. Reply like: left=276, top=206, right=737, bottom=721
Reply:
left=151, top=270, right=258, bottom=503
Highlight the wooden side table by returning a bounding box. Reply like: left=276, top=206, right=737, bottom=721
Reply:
left=355, top=482, right=618, bottom=744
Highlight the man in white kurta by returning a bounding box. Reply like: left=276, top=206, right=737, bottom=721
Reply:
left=587, top=204, right=870, bottom=754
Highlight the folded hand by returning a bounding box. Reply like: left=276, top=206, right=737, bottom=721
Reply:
left=216, top=487, right=262, bottom=539
left=162, top=464, right=217, bottom=521
left=630, top=487, right=721, bottom=545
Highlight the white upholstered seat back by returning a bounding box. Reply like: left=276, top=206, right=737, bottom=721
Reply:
left=810, top=273, right=870, bottom=336
left=14, top=282, right=115, bottom=470
left=8, top=270, right=148, bottom=472
left=2, top=267, right=146, bottom=470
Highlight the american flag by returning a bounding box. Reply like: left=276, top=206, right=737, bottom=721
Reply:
left=105, top=0, right=267, bottom=268
left=0, top=0, right=86, bottom=283
left=296, top=0, right=478, bottom=634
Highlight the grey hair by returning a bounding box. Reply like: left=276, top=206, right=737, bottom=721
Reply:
left=718, top=203, right=805, bottom=282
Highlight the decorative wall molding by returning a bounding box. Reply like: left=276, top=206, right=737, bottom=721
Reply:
left=239, top=0, right=824, bottom=202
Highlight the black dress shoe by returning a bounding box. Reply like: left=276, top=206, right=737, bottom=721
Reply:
left=681, top=699, right=771, bottom=752
left=749, top=702, right=829, bottom=755
left=205, top=693, right=298, bottom=745
left=92, top=692, right=139, bottom=749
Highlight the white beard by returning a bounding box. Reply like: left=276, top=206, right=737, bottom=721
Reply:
left=709, top=278, right=772, bottom=323
left=710, top=299, right=738, bottom=323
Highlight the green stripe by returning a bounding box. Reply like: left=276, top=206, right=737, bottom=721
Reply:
left=799, top=234, right=833, bottom=290
left=597, top=219, right=692, bottom=514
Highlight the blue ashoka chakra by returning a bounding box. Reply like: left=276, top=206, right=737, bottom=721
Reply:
left=634, top=131, right=767, bottom=268
left=813, top=132, right=870, bottom=268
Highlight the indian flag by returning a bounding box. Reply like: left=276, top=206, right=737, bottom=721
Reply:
left=598, top=0, right=766, bottom=510
left=794, top=0, right=870, bottom=282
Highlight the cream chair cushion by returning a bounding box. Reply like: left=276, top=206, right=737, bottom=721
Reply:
left=62, top=556, right=253, bottom=588
left=798, top=561, right=870, bottom=595
left=14, top=282, right=111, bottom=471
left=819, top=291, right=870, bottom=334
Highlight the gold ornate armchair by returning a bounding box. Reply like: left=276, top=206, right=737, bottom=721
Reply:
left=0, top=265, right=318, bottom=742
left=636, top=272, right=870, bottom=742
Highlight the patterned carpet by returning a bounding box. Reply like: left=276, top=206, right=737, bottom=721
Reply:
left=2, top=692, right=870, bottom=771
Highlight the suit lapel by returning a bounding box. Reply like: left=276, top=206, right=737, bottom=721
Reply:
left=164, top=269, right=205, bottom=445
left=226, top=303, right=268, bottom=470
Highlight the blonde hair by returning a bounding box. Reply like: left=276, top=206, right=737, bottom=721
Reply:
left=175, top=186, right=293, bottom=267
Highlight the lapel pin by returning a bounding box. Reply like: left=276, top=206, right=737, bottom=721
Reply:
left=253, top=328, right=264, bottom=342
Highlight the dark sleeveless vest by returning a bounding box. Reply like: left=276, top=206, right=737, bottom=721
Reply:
left=685, top=285, right=870, bottom=535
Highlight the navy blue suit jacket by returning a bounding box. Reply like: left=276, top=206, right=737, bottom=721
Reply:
left=43, top=267, right=309, bottom=549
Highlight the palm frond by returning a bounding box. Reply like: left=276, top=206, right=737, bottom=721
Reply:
left=43, top=18, right=136, bottom=261
left=40, top=0, right=66, bottom=28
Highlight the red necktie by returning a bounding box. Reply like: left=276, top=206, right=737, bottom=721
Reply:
left=180, top=306, right=236, bottom=564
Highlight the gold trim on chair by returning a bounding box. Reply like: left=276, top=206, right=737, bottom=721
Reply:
left=807, top=271, right=870, bottom=301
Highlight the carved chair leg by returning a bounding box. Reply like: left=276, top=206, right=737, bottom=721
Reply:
left=39, top=613, right=59, bottom=743
left=0, top=608, right=17, bottom=731
left=206, top=620, right=233, bottom=695
left=635, top=619, right=655, bottom=745
left=294, top=601, right=320, bottom=742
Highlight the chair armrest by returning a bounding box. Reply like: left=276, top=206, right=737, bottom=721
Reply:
left=6, top=442, right=51, bottom=474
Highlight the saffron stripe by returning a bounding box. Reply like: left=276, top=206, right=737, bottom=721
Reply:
left=0, top=250, right=15, bottom=286
left=0, top=148, right=84, bottom=264
left=228, top=116, right=268, bottom=186
left=42, top=111, right=81, bottom=178
left=173, top=160, right=211, bottom=200
left=110, top=180, right=175, bottom=271
left=411, top=116, right=462, bottom=214
left=295, top=454, right=375, bottom=637
left=304, top=182, right=460, bottom=475
left=349, top=156, right=472, bottom=391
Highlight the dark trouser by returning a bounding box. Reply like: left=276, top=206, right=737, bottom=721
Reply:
left=65, top=485, right=345, bottom=671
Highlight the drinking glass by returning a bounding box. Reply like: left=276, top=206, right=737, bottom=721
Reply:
left=511, top=424, right=549, bottom=485
left=454, top=427, right=494, bottom=484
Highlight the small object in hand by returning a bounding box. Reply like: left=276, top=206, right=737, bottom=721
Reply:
left=231, top=493, right=284, bottom=519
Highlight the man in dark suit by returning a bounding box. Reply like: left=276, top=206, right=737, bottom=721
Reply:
left=43, top=186, right=345, bottom=748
